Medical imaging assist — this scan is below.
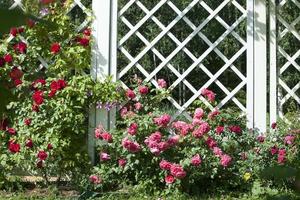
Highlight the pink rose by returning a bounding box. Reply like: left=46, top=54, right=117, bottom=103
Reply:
left=167, top=135, right=180, bottom=146
left=134, top=102, right=142, bottom=111
left=206, top=136, right=217, bottom=149
left=127, top=123, right=138, bottom=135
left=270, top=146, right=278, bottom=155
left=170, top=164, right=186, bottom=179
left=126, top=89, right=136, bottom=99
left=194, top=108, right=204, bottom=119
left=220, top=154, right=232, bottom=167
left=89, top=175, right=102, bottom=184
left=100, top=152, right=110, bottom=161
left=154, top=114, right=171, bottom=127
left=7, top=128, right=16, bottom=135
left=165, top=175, right=175, bottom=184
left=208, top=109, right=220, bottom=120
left=213, top=147, right=223, bottom=157
left=118, top=159, right=127, bottom=168
left=158, top=79, right=167, bottom=88
left=284, top=135, right=295, bottom=145
left=122, top=138, right=141, bottom=153
left=277, top=148, right=286, bottom=164
left=138, top=85, right=149, bottom=95
left=172, top=121, right=190, bottom=136
left=192, top=122, right=210, bottom=138
left=120, top=107, right=128, bottom=118
left=215, top=126, right=224, bottom=135
left=201, top=88, right=215, bottom=102
left=101, top=132, right=113, bottom=143
left=159, top=160, right=172, bottom=170
left=191, top=154, right=202, bottom=166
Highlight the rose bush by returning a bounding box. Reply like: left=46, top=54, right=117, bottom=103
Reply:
left=91, top=80, right=299, bottom=195
left=0, top=0, right=124, bottom=189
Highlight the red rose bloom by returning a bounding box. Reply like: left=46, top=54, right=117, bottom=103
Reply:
left=18, top=27, right=24, bottom=34
left=47, top=144, right=53, bottom=150
left=32, top=104, right=40, bottom=112
left=14, top=42, right=27, bottom=54
left=9, top=67, right=23, bottom=80
left=24, top=118, right=31, bottom=126
left=138, top=85, right=149, bottom=95
left=37, top=150, right=48, bottom=160
left=165, top=175, right=175, bottom=184
left=50, top=43, right=60, bottom=54
left=4, top=54, right=13, bottom=63
left=126, top=89, right=136, bottom=99
left=32, top=79, right=46, bottom=90
left=25, top=139, right=33, bottom=148
left=8, top=140, right=21, bottom=153
left=118, top=159, right=127, bottom=168
left=32, top=90, right=44, bottom=105
left=14, top=79, right=22, bottom=86
left=57, top=79, right=67, bottom=89
left=7, top=128, right=16, bottom=135
left=10, top=27, right=18, bottom=37
left=83, top=28, right=91, bottom=36
left=78, top=37, right=90, bottom=47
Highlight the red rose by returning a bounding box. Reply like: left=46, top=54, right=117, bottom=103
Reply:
left=9, top=67, right=23, bottom=80
left=32, top=104, right=40, bottom=112
left=14, top=42, right=27, bottom=54
left=215, top=126, right=224, bottom=135
left=138, top=85, right=149, bottom=95
left=83, top=28, right=91, bottom=36
left=78, top=37, right=90, bottom=47
left=18, top=27, right=24, bottom=34
left=57, top=79, right=67, bottom=89
left=228, top=125, right=242, bottom=134
left=100, top=132, right=113, bottom=143
left=37, top=150, right=48, bottom=160
left=271, top=122, right=277, bottom=129
left=50, top=81, right=59, bottom=91
left=8, top=140, right=21, bottom=153
left=10, top=27, right=18, bottom=37
left=47, top=144, right=53, bottom=150
left=32, top=90, right=44, bottom=105
left=24, top=118, right=31, bottom=126
left=205, top=136, right=217, bottom=149
left=32, top=79, right=46, bottom=90
left=7, top=128, right=16, bottom=135
left=165, top=175, right=175, bottom=184
left=4, top=54, right=13, bottom=63
left=14, top=79, right=22, bottom=86
left=50, top=43, right=60, bottom=54
left=25, top=139, right=33, bottom=148
left=126, top=89, right=136, bottom=99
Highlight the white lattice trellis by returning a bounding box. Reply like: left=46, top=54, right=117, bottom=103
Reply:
left=270, top=0, right=300, bottom=123
left=118, top=0, right=247, bottom=120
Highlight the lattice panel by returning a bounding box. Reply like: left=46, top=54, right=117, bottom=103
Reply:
left=117, top=0, right=247, bottom=120
left=277, top=0, right=300, bottom=117
left=6, top=0, right=91, bottom=71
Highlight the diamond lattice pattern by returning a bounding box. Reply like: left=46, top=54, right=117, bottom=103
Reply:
left=118, top=0, right=247, bottom=120
left=277, top=0, right=300, bottom=117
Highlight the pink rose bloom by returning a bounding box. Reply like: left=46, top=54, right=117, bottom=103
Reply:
left=192, top=118, right=203, bottom=126
left=134, top=102, right=142, bottom=111
left=191, top=154, right=202, bottom=166
left=167, top=135, right=180, bottom=146
left=172, top=121, right=190, bottom=136
left=220, top=154, right=232, bottom=167
left=213, top=147, right=223, bottom=157
left=101, top=132, right=113, bottom=143
left=149, top=131, right=162, bottom=142
left=284, top=135, right=295, bottom=145
left=118, top=159, right=127, bottom=168
left=270, top=146, right=278, bottom=155
left=278, top=148, right=286, bottom=164
left=138, top=85, right=149, bottom=95
left=100, top=152, right=110, bottom=161
left=192, top=122, right=210, bottom=138
left=215, top=126, right=224, bottom=135
left=158, top=79, right=167, bottom=88
left=154, top=114, right=171, bottom=127
left=122, top=138, right=141, bottom=153
left=257, top=135, right=265, bottom=143
left=228, top=125, right=242, bottom=134
left=201, top=88, right=216, bottom=102
left=95, top=130, right=102, bottom=139
left=120, top=107, right=128, bottom=118
left=159, top=160, right=172, bottom=170
left=194, top=108, right=204, bottom=119
left=208, top=109, right=220, bottom=119
left=126, top=89, right=136, bottom=99
left=158, top=142, right=169, bottom=151
left=7, top=128, right=16, bottom=135
left=170, top=164, right=186, bottom=179
left=165, top=175, right=175, bottom=184
left=206, top=136, right=217, bottom=149
left=127, top=123, right=138, bottom=135
left=89, top=175, right=102, bottom=184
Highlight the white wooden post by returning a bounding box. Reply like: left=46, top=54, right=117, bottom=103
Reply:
left=88, top=0, right=118, bottom=164
left=247, top=0, right=267, bottom=132
left=269, top=0, right=278, bottom=126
